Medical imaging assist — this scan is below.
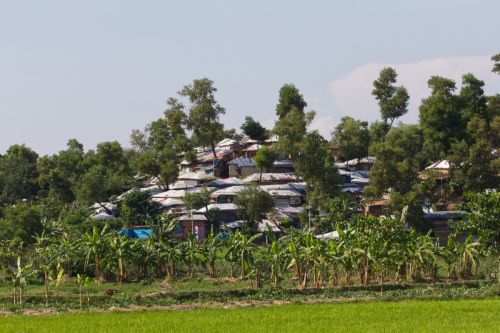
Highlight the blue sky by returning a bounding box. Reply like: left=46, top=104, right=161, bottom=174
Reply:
left=1, top=0, right=499, bottom=154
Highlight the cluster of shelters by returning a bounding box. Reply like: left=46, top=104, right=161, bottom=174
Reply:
left=90, top=136, right=472, bottom=244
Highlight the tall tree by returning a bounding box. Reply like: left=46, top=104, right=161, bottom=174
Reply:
left=240, top=116, right=268, bottom=143
left=0, top=145, right=39, bottom=205
left=180, top=78, right=225, bottom=158
left=275, top=83, right=307, bottom=119
left=460, top=73, right=488, bottom=126
left=0, top=203, right=43, bottom=245
left=368, top=124, right=424, bottom=197
left=294, top=131, right=342, bottom=210
left=419, top=76, right=463, bottom=162
left=332, top=116, right=370, bottom=163
left=274, top=107, right=315, bottom=158
left=372, top=67, right=409, bottom=137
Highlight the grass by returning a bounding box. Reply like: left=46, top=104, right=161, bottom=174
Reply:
left=1, top=298, right=499, bottom=332
left=1, top=279, right=497, bottom=312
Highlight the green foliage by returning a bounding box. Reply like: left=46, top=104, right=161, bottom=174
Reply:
left=367, top=124, right=424, bottom=197
left=461, top=192, right=499, bottom=253
left=233, top=186, right=274, bottom=231
left=315, top=196, right=356, bottom=233
left=119, top=189, right=160, bottom=227
left=254, top=146, right=277, bottom=182
left=419, top=76, right=463, bottom=161
left=240, top=116, right=268, bottom=143
left=183, top=188, right=212, bottom=211
left=275, top=83, right=307, bottom=118
left=180, top=78, right=225, bottom=157
left=372, top=67, right=409, bottom=135
left=0, top=145, right=39, bottom=204
left=294, top=131, right=341, bottom=210
left=332, top=116, right=370, bottom=162
left=273, top=107, right=315, bottom=158
left=0, top=203, right=43, bottom=245
left=492, top=53, right=500, bottom=74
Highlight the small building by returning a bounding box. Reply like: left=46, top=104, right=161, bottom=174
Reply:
left=177, top=171, right=216, bottom=187
left=272, top=159, right=294, bottom=173
left=260, top=184, right=302, bottom=208
left=242, top=143, right=261, bottom=158
left=424, top=210, right=466, bottom=246
left=210, top=186, right=246, bottom=204
left=228, top=157, right=258, bottom=178
left=197, top=203, right=239, bottom=227
left=216, top=138, right=241, bottom=152
left=178, top=214, right=208, bottom=239
left=364, top=199, right=388, bottom=217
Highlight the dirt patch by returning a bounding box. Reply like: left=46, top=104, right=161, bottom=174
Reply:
left=0, top=296, right=386, bottom=317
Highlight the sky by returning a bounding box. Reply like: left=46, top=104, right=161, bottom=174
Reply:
left=1, top=0, right=499, bottom=155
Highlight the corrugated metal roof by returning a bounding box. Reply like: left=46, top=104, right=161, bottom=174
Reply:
left=228, top=157, right=255, bottom=167
left=244, top=173, right=298, bottom=182
left=196, top=203, right=238, bottom=212
left=210, top=186, right=247, bottom=197
left=425, top=160, right=451, bottom=170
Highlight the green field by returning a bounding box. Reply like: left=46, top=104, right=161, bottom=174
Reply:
left=2, top=298, right=499, bottom=333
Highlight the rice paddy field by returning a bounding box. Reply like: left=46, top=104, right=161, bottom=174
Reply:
left=2, top=298, right=499, bottom=333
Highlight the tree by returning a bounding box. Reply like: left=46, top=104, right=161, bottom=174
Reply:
left=76, top=166, right=111, bottom=213
left=419, top=76, right=463, bottom=162
left=254, top=146, right=277, bottom=183
left=0, top=144, right=39, bottom=204
left=37, top=155, right=74, bottom=203
left=332, top=116, right=370, bottom=163
left=461, top=192, right=499, bottom=252
left=273, top=84, right=314, bottom=158
left=130, top=129, right=149, bottom=152
left=367, top=124, right=424, bottom=197
left=294, top=131, right=342, bottom=210
left=492, top=53, right=500, bottom=74
left=119, top=189, right=160, bottom=227
left=372, top=67, right=409, bottom=137
left=180, top=78, right=225, bottom=158
left=240, top=116, right=268, bottom=143
left=276, top=83, right=307, bottom=118
left=460, top=73, right=488, bottom=126
left=233, top=186, right=274, bottom=231
left=274, top=107, right=315, bottom=158
left=0, top=203, right=43, bottom=245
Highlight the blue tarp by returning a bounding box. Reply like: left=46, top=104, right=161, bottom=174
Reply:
left=119, top=228, right=153, bottom=239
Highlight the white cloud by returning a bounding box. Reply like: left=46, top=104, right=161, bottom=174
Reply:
left=326, top=55, right=500, bottom=125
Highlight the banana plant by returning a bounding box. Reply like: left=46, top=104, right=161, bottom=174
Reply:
left=77, top=273, right=92, bottom=307
left=83, top=225, right=110, bottom=282
left=202, top=226, right=222, bottom=278
left=8, top=257, right=35, bottom=305
left=49, top=263, right=65, bottom=304
left=108, top=234, right=133, bottom=283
